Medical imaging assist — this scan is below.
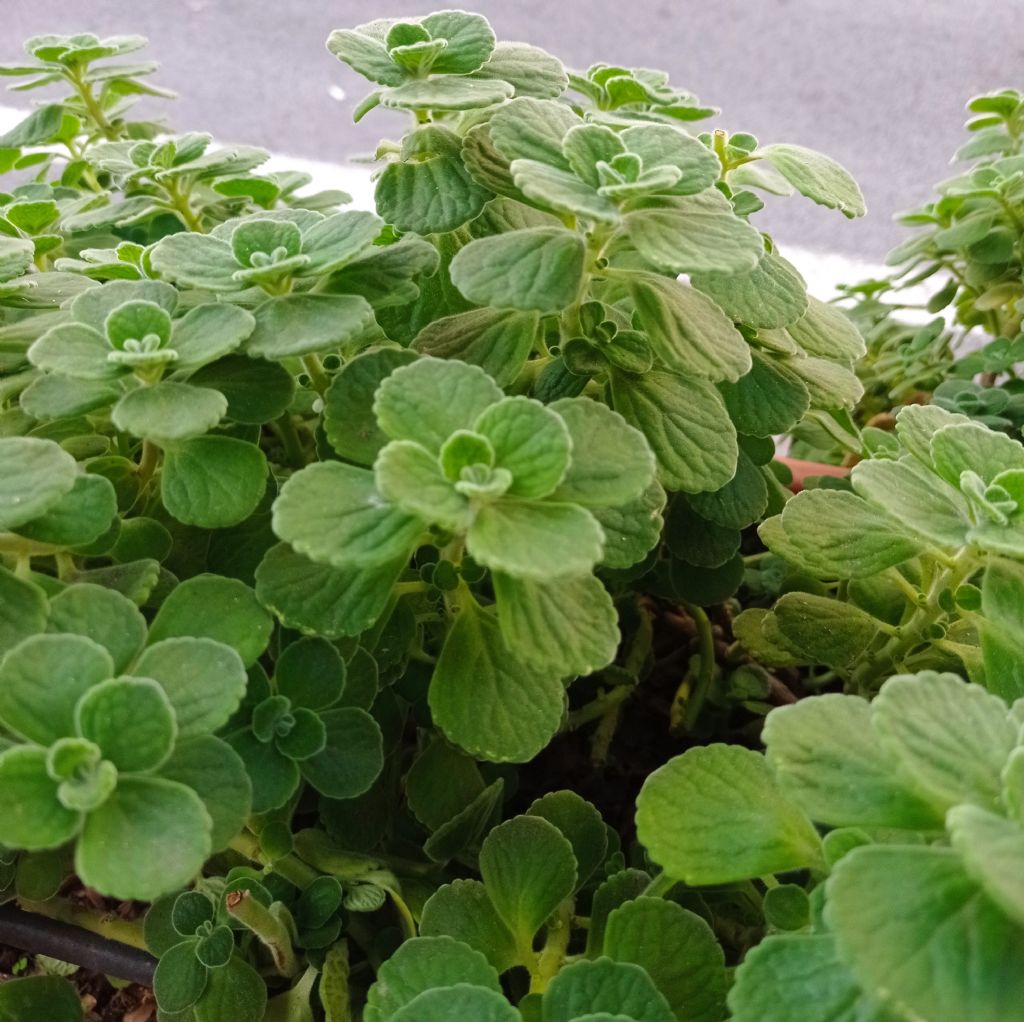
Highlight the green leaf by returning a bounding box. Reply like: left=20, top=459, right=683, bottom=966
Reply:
left=365, top=936, right=501, bottom=1022
left=930, top=421, right=1024, bottom=487
left=758, top=144, right=864, bottom=218
left=450, top=228, right=585, bottom=313
left=587, top=870, right=651, bottom=957
left=420, top=879, right=519, bottom=973
left=691, top=250, right=808, bottom=329
left=0, top=565, right=47, bottom=656
left=826, top=846, right=1024, bottom=1022
left=429, top=601, right=565, bottom=762
left=171, top=303, right=255, bottom=371
left=381, top=77, right=513, bottom=112
left=0, top=104, right=64, bottom=148
left=686, top=449, right=767, bottom=529
left=981, top=559, right=1024, bottom=702
left=273, top=462, right=423, bottom=569
left=20, top=374, right=121, bottom=420
left=786, top=296, right=865, bottom=362
left=75, top=775, right=211, bottom=899
left=772, top=593, right=879, bottom=670
left=547, top=398, right=654, bottom=508
left=619, top=123, right=721, bottom=196
left=511, top=159, right=620, bottom=223
left=374, top=356, right=502, bottom=452
left=154, top=940, right=208, bottom=1014
left=787, top=356, right=863, bottom=409
left=763, top=694, right=942, bottom=828
left=488, top=97, right=580, bottom=169
left=526, top=791, right=608, bottom=891
left=407, top=738, right=485, bottom=831
left=15, top=474, right=117, bottom=549
left=948, top=804, right=1024, bottom=927
left=276, top=637, right=346, bottom=711
left=247, top=294, right=375, bottom=360
left=850, top=457, right=968, bottom=548
left=160, top=735, right=252, bottom=852
left=603, top=897, right=726, bottom=1022
left=636, top=745, right=823, bottom=884
left=543, top=958, right=675, bottom=1022
left=0, top=437, right=77, bottom=529
left=467, top=500, right=604, bottom=579
left=895, top=404, right=971, bottom=467
left=0, top=236, right=34, bottom=283
left=47, top=583, right=146, bottom=674
left=148, top=574, right=272, bottom=668
left=413, top=308, right=539, bottom=388
left=625, top=191, right=763, bottom=275
left=227, top=731, right=299, bottom=813
left=591, top=481, right=666, bottom=570
left=299, top=707, right=383, bottom=799
left=161, top=436, right=267, bottom=529
left=611, top=370, right=737, bottom=493
left=728, top=934, right=897, bottom=1022
left=112, top=382, right=226, bottom=443
left=475, top=396, right=571, bottom=498
left=389, top=985, right=517, bottom=1022
left=627, top=273, right=751, bottom=382
left=768, top=490, right=919, bottom=577
left=0, top=746, right=81, bottom=850
left=871, top=671, right=1016, bottom=812
left=255, top=542, right=403, bottom=639
left=493, top=572, right=618, bottom=676
left=193, top=957, right=267, bottom=1022
left=135, top=638, right=247, bottom=738
left=472, top=41, right=568, bottom=100
left=189, top=354, right=294, bottom=425
left=76, top=676, right=176, bottom=772
left=0, top=633, right=113, bottom=745
left=27, top=323, right=122, bottom=380
left=479, top=816, right=576, bottom=953
left=0, top=976, right=83, bottom=1022
left=326, top=28, right=405, bottom=87
left=324, top=347, right=419, bottom=464
left=721, top=350, right=810, bottom=437
left=150, top=232, right=240, bottom=291
left=375, top=441, right=469, bottom=533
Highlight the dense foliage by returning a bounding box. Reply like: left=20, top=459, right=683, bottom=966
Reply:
left=0, top=16, right=1021, bottom=1022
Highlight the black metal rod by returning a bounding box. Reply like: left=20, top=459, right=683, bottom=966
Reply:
left=0, top=905, right=156, bottom=987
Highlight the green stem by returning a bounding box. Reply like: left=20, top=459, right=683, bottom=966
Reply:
left=135, top=439, right=160, bottom=495
left=565, top=685, right=632, bottom=731
left=228, top=831, right=320, bottom=890
left=528, top=899, right=573, bottom=994
left=642, top=872, right=677, bottom=899
left=19, top=899, right=147, bottom=951
left=162, top=179, right=205, bottom=233
left=67, top=70, right=118, bottom=141
left=301, top=353, right=330, bottom=396
left=225, top=890, right=300, bottom=977
left=272, top=412, right=306, bottom=469
left=680, top=601, right=716, bottom=731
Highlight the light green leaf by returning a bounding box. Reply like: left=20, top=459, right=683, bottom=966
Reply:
left=728, top=934, right=897, bottom=1022
left=772, top=593, right=879, bottom=670
left=981, top=559, right=1024, bottom=702
left=626, top=272, right=751, bottom=382
left=301, top=211, right=382, bottom=274
left=468, top=500, right=604, bottom=580
left=326, top=28, right=405, bottom=87
left=786, top=296, right=865, bottom=361
left=0, top=437, right=77, bottom=529
left=871, top=671, right=1016, bottom=813
left=480, top=816, right=576, bottom=953
left=691, top=250, right=808, bottom=329
left=721, top=349, right=810, bottom=436
left=14, top=474, right=117, bottom=549
left=112, top=382, right=226, bottom=443
left=590, top=481, right=665, bottom=570
left=787, top=356, right=864, bottom=409
left=255, top=542, right=403, bottom=639
left=0, top=565, right=47, bottom=656
left=619, top=123, right=721, bottom=196
left=0, top=633, right=112, bottom=745
left=636, top=745, right=823, bottom=884
left=472, top=41, right=568, bottom=100
left=159, top=735, right=251, bottom=851
left=365, top=936, right=500, bottom=1022
left=949, top=804, right=1024, bottom=927
left=381, top=77, right=513, bottom=111
left=376, top=440, right=468, bottom=532
left=135, top=637, right=247, bottom=738
left=247, top=293, right=375, bottom=360
left=76, top=776, right=211, bottom=900
left=930, top=421, right=1024, bottom=487
left=75, top=676, right=176, bottom=772
left=170, top=303, right=255, bottom=371
left=851, top=456, right=968, bottom=548
left=474, top=396, right=571, bottom=498
left=420, top=879, right=519, bottom=973
left=389, top=985, right=517, bottom=1022
left=826, top=846, right=1024, bottom=1022
left=543, top=958, right=675, bottom=1022
left=510, top=159, right=620, bottom=223
left=48, top=596, right=143, bottom=684
left=148, top=574, right=272, bottom=668
left=450, top=228, right=585, bottom=313
left=27, top=323, right=120, bottom=381
left=763, top=694, right=942, bottom=828
left=758, top=145, right=865, bottom=218
left=0, top=746, right=81, bottom=850
left=488, top=97, right=580, bottom=168
left=373, top=356, right=503, bottom=452
left=603, top=897, right=726, bottom=1022
left=0, top=236, right=33, bottom=283
left=625, top=191, right=763, bottom=275
left=161, top=436, right=267, bottom=529
left=153, top=939, right=207, bottom=1014
left=429, top=601, right=565, bottom=762
left=611, top=369, right=737, bottom=493
left=273, top=462, right=423, bottom=569
left=150, top=232, right=239, bottom=290
left=421, top=10, right=495, bottom=74
left=493, top=572, right=618, bottom=676
left=770, top=490, right=919, bottom=577
left=894, top=403, right=971, bottom=466
left=20, top=374, right=121, bottom=420
left=686, top=448, right=767, bottom=529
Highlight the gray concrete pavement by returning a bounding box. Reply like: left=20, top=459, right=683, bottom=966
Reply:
left=3, top=0, right=1022, bottom=261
